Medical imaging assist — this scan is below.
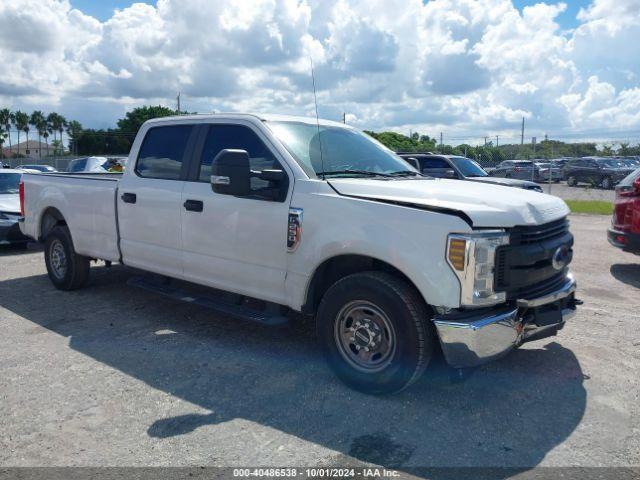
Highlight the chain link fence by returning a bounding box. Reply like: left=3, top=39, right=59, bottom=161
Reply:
left=2, top=155, right=129, bottom=172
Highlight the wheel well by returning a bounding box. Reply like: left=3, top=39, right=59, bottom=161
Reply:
left=303, top=255, right=421, bottom=315
left=39, top=207, right=67, bottom=241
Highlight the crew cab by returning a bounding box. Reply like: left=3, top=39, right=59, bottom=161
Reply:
left=608, top=167, right=640, bottom=254
left=19, top=114, right=579, bottom=393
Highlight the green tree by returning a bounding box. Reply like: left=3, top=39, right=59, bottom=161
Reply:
left=30, top=111, right=46, bottom=158
left=116, top=105, right=177, bottom=136
left=66, top=120, right=83, bottom=155
left=0, top=109, right=12, bottom=157
left=13, top=110, right=29, bottom=154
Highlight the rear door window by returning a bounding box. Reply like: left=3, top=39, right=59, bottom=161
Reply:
left=136, top=125, right=193, bottom=180
left=421, top=158, right=450, bottom=169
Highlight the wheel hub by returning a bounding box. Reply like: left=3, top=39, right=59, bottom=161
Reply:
left=49, top=240, right=67, bottom=280
left=334, top=301, right=396, bottom=372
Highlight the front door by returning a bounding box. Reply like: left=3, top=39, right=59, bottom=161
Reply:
left=118, top=124, right=196, bottom=279
left=180, top=123, right=292, bottom=304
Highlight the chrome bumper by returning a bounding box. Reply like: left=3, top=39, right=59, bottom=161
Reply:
left=433, top=274, right=577, bottom=368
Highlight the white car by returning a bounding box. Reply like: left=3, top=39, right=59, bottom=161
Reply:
left=0, top=169, right=30, bottom=245
left=66, top=156, right=112, bottom=173
left=19, top=113, right=578, bottom=393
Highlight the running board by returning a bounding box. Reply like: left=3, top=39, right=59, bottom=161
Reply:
left=127, top=276, right=289, bottom=327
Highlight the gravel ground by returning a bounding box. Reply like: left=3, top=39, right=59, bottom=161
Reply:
left=539, top=182, right=615, bottom=202
left=0, top=215, right=638, bottom=474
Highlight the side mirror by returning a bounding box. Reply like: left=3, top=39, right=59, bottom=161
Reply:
left=444, top=169, right=457, bottom=179
left=211, top=149, right=251, bottom=196
left=405, top=157, right=420, bottom=170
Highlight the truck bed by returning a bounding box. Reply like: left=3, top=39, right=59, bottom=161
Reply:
left=20, top=172, right=122, bottom=262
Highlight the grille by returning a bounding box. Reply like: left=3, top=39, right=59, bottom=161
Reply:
left=509, top=217, right=570, bottom=245
left=495, top=217, right=573, bottom=299
left=506, top=271, right=568, bottom=300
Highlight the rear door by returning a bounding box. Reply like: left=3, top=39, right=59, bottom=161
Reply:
left=117, top=123, right=197, bottom=278
left=180, top=122, right=292, bottom=304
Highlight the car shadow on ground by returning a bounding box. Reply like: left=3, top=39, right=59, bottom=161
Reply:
left=610, top=263, right=640, bottom=289
left=0, top=266, right=587, bottom=474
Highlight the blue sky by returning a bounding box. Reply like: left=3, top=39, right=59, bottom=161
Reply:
left=2, top=0, right=639, bottom=143
left=73, top=0, right=592, bottom=28
left=70, top=0, right=155, bottom=21
left=512, top=0, right=591, bottom=28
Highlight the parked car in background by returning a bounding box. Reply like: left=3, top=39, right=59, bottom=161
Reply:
left=0, top=169, right=30, bottom=246
left=66, top=156, right=113, bottom=173
left=17, top=165, right=57, bottom=173
left=398, top=153, right=543, bottom=192
left=533, top=161, right=562, bottom=182
left=608, top=167, right=640, bottom=254
left=490, top=160, right=537, bottom=181
left=564, top=157, right=635, bottom=189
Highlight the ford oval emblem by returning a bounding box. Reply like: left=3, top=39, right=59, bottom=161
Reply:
left=552, top=246, right=570, bottom=271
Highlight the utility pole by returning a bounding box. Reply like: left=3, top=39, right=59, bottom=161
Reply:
left=521, top=117, right=525, bottom=145
left=177, top=92, right=181, bottom=114
left=342, top=112, right=346, bottom=124
left=496, top=135, right=499, bottom=147
left=484, top=136, right=488, bottom=146
left=440, top=132, right=443, bottom=152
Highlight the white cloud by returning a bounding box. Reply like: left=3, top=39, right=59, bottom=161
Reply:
left=0, top=0, right=639, bottom=141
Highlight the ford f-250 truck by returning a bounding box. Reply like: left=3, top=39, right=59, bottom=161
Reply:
left=19, top=114, right=578, bottom=394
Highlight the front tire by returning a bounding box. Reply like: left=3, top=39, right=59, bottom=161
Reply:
left=44, top=226, right=90, bottom=290
left=567, top=175, right=577, bottom=186
left=316, top=272, right=435, bottom=394
left=601, top=176, right=613, bottom=189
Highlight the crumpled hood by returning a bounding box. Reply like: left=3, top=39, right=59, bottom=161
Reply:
left=0, top=194, right=20, bottom=214
left=328, top=178, right=569, bottom=227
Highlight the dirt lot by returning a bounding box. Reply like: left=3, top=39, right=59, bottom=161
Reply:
left=0, top=215, right=638, bottom=474
left=539, top=183, right=615, bottom=202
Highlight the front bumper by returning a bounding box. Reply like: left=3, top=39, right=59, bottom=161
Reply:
left=433, top=274, right=578, bottom=368
left=608, top=228, right=640, bottom=254
left=0, top=218, right=30, bottom=245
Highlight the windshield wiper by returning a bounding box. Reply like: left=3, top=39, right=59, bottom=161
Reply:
left=318, top=170, right=393, bottom=178
left=387, top=170, right=423, bottom=177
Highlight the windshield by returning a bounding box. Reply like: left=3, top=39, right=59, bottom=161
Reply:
left=266, top=121, right=418, bottom=178
left=599, top=160, right=626, bottom=168
left=449, top=157, right=488, bottom=177
left=0, top=173, right=21, bottom=194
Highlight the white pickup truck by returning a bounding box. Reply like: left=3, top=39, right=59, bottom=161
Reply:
left=19, top=114, right=578, bottom=393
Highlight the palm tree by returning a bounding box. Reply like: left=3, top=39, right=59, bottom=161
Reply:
left=30, top=111, right=45, bottom=159
left=58, top=115, right=68, bottom=154
left=0, top=109, right=12, bottom=157
left=66, top=120, right=82, bottom=155
left=46, top=112, right=58, bottom=146
left=13, top=110, right=29, bottom=156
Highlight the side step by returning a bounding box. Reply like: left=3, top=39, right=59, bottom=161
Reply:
left=127, top=276, right=289, bottom=327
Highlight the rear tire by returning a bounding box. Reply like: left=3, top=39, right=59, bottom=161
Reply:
left=44, top=226, right=90, bottom=290
left=567, top=175, right=577, bottom=187
left=601, top=176, right=613, bottom=190
left=316, top=272, right=435, bottom=394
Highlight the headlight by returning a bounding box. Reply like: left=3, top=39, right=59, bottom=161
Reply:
left=446, top=231, right=509, bottom=307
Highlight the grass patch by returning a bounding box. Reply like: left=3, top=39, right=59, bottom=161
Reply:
left=565, top=200, right=613, bottom=215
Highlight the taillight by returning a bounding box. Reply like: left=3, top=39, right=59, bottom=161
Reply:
left=19, top=180, right=25, bottom=217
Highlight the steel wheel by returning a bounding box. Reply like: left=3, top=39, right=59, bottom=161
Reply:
left=49, top=239, right=68, bottom=280
left=334, top=300, right=396, bottom=373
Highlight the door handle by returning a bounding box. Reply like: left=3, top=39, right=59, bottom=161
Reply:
left=121, top=192, right=137, bottom=204
left=184, top=199, right=204, bottom=212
